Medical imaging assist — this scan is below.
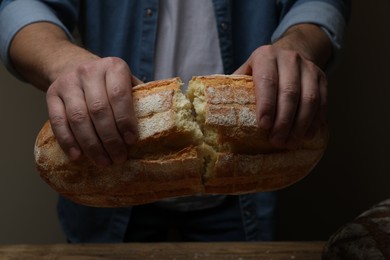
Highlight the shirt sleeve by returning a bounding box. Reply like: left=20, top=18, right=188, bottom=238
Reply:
left=0, top=0, right=75, bottom=77
left=271, top=0, right=351, bottom=69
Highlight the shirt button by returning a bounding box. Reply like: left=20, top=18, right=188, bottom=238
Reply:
left=220, top=22, right=228, bottom=31
left=146, top=8, right=153, bottom=17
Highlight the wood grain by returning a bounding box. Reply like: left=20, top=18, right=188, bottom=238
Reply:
left=0, top=242, right=325, bottom=260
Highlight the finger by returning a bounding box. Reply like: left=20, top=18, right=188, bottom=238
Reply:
left=233, top=60, right=252, bottom=75
left=105, top=59, right=139, bottom=147
left=81, top=63, right=128, bottom=165
left=305, top=69, right=328, bottom=139
left=251, top=53, right=278, bottom=132
left=61, top=83, right=111, bottom=167
left=46, top=89, right=81, bottom=161
left=286, top=61, right=321, bottom=147
left=269, top=52, right=301, bottom=147
left=131, top=74, right=143, bottom=86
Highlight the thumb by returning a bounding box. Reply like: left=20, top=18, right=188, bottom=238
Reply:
left=131, top=75, right=143, bottom=86
left=233, top=60, right=252, bottom=75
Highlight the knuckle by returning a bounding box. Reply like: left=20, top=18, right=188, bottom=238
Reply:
left=105, top=56, right=122, bottom=64
left=251, top=45, right=275, bottom=61
left=49, top=115, right=67, bottom=128
left=280, top=85, right=300, bottom=100
left=302, top=92, right=320, bottom=106
left=259, top=74, right=278, bottom=87
left=254, top=45, right=273, bottom=56
left=68, top=108, right=88, bottom=124
left=77, top=62, right=95, bottom=77
left=89, top=100, right=108, bottom=118
left=108, top=86, right=128, bottom=102
left=105, top=57, right=127, bottom=70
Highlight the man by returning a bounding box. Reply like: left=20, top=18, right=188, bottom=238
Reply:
left=0, top=0, right=350, bottom=242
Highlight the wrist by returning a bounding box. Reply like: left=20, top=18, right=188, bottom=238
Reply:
left=9, top=22, right=99, bottom=91
left=272, top=24, right=332, bottom=69
left=44, top=42, right=100, bottom=85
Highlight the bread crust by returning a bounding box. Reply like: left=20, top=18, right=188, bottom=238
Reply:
left=130, top=77, right=203, bottom=157
left=189, top=75, right=327, bottom=194
left=34, top=75, right=328, bottom=207
left=322, top=199, right=390, bottom=260
left=35, top=121, right=204, bottom=207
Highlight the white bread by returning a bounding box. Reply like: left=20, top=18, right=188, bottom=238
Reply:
left=34, top=75, right=328, bottom=207
left=128, top=77, right=203, bottom=157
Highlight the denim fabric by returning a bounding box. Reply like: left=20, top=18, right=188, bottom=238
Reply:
left=124, top=196, right=247, bottom=242
left=0, top=0, right=351, bottom=79
left=59, top=192, right=277, bottom=242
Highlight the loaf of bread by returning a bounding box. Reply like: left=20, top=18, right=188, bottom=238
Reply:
left=34, top=75, right=328, bottom=207
left=322, top=199, right=390, bottom=259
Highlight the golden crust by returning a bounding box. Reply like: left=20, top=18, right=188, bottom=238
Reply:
left=35, top=122, right=204, bottom=207
left=204, top=147, right=325, bottom=194
left=34, top=75, right=328, bottom=207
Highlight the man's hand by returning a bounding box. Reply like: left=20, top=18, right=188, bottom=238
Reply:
left=9, top=22, right=141, bottom=166
left=234, top=24, right=332, bottom=148
left=46, top=57, right=140, bottom=167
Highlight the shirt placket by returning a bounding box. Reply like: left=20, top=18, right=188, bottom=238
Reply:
left=139, top=0, right=159, bottom=82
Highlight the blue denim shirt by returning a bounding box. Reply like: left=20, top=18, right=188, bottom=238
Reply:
left=0, top=0, right=350, bottom=79
left=0, top=0, right=350, bottom=243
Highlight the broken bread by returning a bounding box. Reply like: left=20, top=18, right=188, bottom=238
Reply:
left=34, top=75, right=328, bottom=207
left=188, top=75, right=327, bottom=194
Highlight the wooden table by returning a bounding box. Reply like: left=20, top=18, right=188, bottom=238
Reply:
left=0, top=242, right=325, bottom=259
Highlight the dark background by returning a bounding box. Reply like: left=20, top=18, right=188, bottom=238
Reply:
left=277, top=0, right=390, bottom=240
left=1, top=1, right=389, bottom=243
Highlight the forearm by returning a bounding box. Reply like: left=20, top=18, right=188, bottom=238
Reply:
left=273, top=23, right=332, bottom=69
left=9, top=22, right=98, bottom=91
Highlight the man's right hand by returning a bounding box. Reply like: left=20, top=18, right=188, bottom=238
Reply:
left=9, top=22, right=140, bottom=167
left=46, top=57, right=140, bottom=167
